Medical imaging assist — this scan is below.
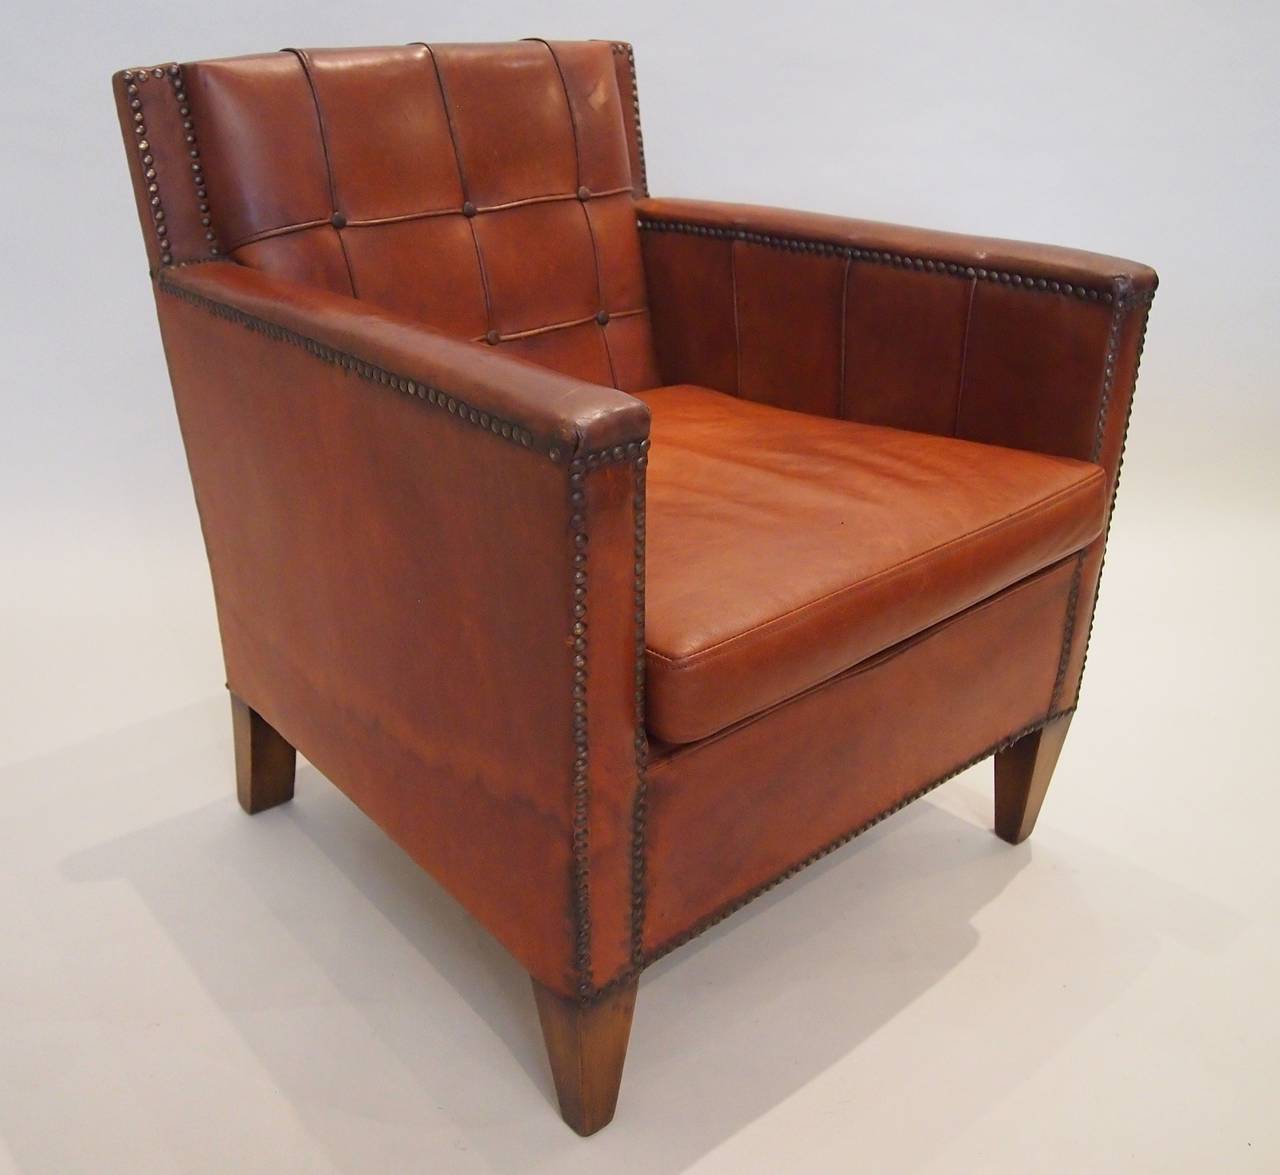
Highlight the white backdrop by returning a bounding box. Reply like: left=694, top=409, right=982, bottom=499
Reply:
left=1, top=3, right=1277, bottom=1171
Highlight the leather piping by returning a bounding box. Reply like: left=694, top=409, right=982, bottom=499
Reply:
left=637, top=218, right=1159, bottom=306
left=285, top=48, right=358, bottom=298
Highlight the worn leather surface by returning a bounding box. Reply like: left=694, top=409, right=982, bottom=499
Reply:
left=115, top=43, right=1155, bottom=996
left=638, top=386, right=1107, bottom=744
left=175, top=43, right=658, bottom=389
left=642, top=558, right=1078, bottom=951
left=154, top=261, right=645, bottom=995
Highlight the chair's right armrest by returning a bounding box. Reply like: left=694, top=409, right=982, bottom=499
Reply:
left=154, top=261, right=649, bottom=1001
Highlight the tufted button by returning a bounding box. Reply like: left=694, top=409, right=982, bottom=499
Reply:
left=485, top=329, right=500, bottom=345
left=595, top=310, right=610, bottom=326
left=462, top=201, right=477, bottom=218
left=330, top=211, right=347, bottom=229
left=577, top=186, right=591, bottom=201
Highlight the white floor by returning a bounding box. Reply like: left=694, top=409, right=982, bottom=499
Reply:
left=2, top=422, right=1277, bottom=1174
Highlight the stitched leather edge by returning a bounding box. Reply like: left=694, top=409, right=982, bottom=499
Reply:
left=1070, top=297, right=1155, bottom=702
left=629, top=455, right=650, bottom=968
left=156, top=271, right=552, bottom=454
left=611, top=43, right=648, bottom=197
left=122, top=63, right=222, bottom=270
left=569, top=443, right=651, bottom=998
left=637, top=218, right=1160, bottom=306
left=584, top=707, right=1075, bottom=1004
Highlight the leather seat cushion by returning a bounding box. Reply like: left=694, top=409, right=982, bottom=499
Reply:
left=638, top=385, right=1108, bottom=745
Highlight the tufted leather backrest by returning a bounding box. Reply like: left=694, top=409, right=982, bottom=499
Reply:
left=117, top=42, right=658, bottom=390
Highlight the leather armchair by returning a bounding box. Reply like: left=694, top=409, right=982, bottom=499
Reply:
left=114, top=41, right=1156, bottom=1135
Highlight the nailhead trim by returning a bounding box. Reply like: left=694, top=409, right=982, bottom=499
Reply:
left=582, top=708, right=1076, bottom=1005
left=156, top=274, right=544, bottom=452
left=121, top=64, right=221, bottom=266
left=565, top=438, right=651, bottom=1000
left=568, top=456, right=592, bottom=995
left=637, top=218, right=1124, bottom=303
left=1072, top=294, right=1155, bottom=699
left=1048, top=286, right=1155, bottom=715
left=122, top=66, right=172, bottom=265
left=629, top=451, right=650, bottom=968
left=612, top=43, right=648, bottom=197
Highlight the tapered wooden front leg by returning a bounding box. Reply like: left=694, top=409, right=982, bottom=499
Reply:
left=532, top=977, right=638, bottom=1136
left=994, top=713, right=1073, bottom=844
left=231, top=693, right=296, bottom=814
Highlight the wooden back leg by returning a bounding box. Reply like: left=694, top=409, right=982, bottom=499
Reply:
left=532, top=977, right=638, bottom=1135
left=231, top=693, right=296, bottom=814
left=994, top=713, right=1073, bottom=844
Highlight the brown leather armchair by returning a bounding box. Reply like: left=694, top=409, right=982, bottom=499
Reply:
left=114, top=41, right=1156, bottom=1135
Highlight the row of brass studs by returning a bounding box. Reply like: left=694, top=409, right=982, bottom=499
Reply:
left=1047, top=292, right=1129, bottom=715
left=629, top=710, right=1077, bottom=979
left=638, top=219, right=1124, bottom=303
left=121, top=67, right=171, bottom=264
left=1070, top=296, right=1155, bottom=704
left=170, top=65, right=220, bottom=260
left=568, top=457, right=592, bottom=996
left=629, top=452, right=650, bottom=968
left=121, top=65, right=219, bottom=265
left=565, top=439, right=651, bottom=1000
left=612, top=43, right=648, bottom=196
left=156, top=278, right=541, bottom=451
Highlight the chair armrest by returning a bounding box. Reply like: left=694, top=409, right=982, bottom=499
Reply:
left=154, top=261, right=649, bottom=999
left=636, top=196, right=1155, bottom=464
left=636, top=196, right=1157, bottom=716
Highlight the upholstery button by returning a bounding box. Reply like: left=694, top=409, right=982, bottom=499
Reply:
left=577, top=186, right=591, bottom=201
left=462, top=201, right=477, bottom=217
left=330, top=211, right=347, bottom=228
left=485, top=329, right=500, bottom=345
left=595, top=310, right=610, bottom=326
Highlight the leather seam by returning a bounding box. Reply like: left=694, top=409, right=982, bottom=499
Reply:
left=539, top=39, right=618, bottom=388
left=637, top=219, right=1157, bottom=306
left=473, top=307, right=645, bottom=344
left=837, top=254, right=851, bottom=418
left=952, top=276, right=978, bottom=435
left=645, top=468, right=1105, bottom=674
left=730, top=239, right=742, bottom=395
left=421, top=43, right=497, bottom=334
left=286, top=49, right=359, bottom=298
left=584, top=707, right=1075, bottom=1003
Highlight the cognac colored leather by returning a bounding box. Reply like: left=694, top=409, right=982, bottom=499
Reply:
left=115, top=40, right=1155, bottom=1133
left=638, top=385, right=1106, bottom=744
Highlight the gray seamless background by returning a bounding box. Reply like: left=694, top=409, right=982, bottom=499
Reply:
left=2, top=0, right=1275, bottom=762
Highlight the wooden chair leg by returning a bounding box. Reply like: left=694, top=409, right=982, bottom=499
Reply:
left=231, top=693, right=296, bottom=814
left=532, top=976, right=638, bottom=1136
left=994, top=713, right=1073, bottom=844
